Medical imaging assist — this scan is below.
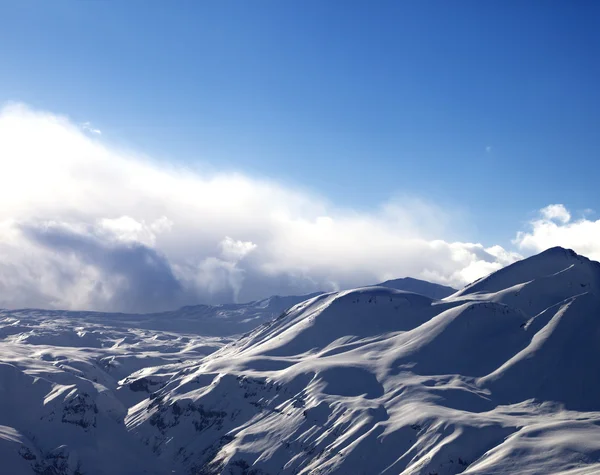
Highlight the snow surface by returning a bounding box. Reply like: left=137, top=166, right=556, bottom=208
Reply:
left=2, top=247, right=600, bottom=474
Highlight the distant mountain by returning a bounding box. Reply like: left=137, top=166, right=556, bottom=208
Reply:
left=151, top=291, right=324, bottom=336
left=376, top=276, right=456, bottom=299
left=3, top=247, right=600, bottom=474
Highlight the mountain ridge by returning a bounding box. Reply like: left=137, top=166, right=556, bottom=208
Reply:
left=375, top=276, right=456, bottom=299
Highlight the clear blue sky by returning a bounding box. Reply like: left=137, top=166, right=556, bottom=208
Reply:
left=1, top=1, right=599, bottom=245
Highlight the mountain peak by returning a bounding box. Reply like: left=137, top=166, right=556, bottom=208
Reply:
left=537, top=246, right=578, bottom=258
left=453, top=246, right=600, bottom=299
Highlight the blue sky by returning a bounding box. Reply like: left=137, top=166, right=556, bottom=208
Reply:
left=2, top=2, right=600, bottom=244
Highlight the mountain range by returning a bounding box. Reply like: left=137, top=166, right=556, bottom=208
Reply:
left=1, top=247, right=600, bottom=474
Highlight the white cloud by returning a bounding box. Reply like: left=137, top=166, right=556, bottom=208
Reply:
left=81, top=121, right=102, bottom=135
left=0, top=103, right=523, bottom=312
left=99, top=216, right=166, bottom=246
left=219, top=237, right=257, bottom=262
left=485, top=145, right=492, bottom=153
left=539, top=204, right=571, bottom=224
left=514, top=204, right=600, bottom=261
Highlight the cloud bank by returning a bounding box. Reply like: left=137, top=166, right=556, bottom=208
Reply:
left=514, top=204, right=600, bottom=261
left=1, top=103, right=586, bottom=313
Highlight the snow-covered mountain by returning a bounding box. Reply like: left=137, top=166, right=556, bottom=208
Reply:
left=2, top=247, right=600, bottom=474
left=376, top=277, right=456, bottom=300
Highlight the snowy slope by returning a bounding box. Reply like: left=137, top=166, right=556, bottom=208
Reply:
left=0, top=292, right=327, bottom=474
left=2, top=247, right=600, bottom=474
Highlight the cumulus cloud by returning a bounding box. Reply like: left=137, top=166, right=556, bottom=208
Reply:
left=0, top=103, right=524, bottom=312
left=515, top=205, right=600, bottom=261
